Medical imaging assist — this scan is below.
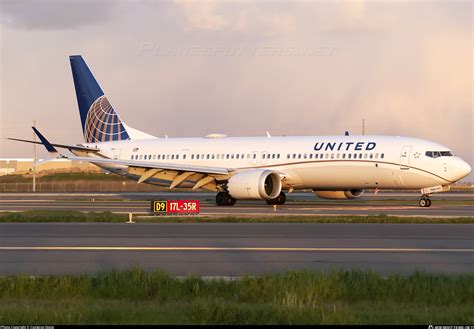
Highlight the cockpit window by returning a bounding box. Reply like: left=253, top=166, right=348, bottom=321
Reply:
left=440, top=151, right=454, bottom=156
left=425, top=151, right=454, bottom=158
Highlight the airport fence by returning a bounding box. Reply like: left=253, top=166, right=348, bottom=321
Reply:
left=0, top=181, right=169, bottom=193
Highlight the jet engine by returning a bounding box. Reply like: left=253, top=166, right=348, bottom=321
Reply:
left=313, top=189, right=364, bottom=200
left=227, top=169, right=282, bottom=200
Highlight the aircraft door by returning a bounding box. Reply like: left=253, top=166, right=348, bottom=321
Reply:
left=113, top=148, right=121, bottom=160
left=251, top=151, right=258, bottom=165
left=261, top=151, right=268, bottom=165
left=400, top=145, right=412, bottom=170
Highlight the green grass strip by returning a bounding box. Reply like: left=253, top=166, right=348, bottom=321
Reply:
left=0, top=268, right=473, bottom=324
left=0, top=210, right=472, bottom=223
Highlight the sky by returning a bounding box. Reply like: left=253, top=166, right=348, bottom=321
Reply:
left=0, top=0, right=472, bottom=180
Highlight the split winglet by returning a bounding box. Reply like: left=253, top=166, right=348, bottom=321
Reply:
left=32, top=127, right=59, bottom=155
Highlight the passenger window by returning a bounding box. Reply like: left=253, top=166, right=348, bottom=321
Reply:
left=196, top=154, right=200, bottom=160
left=336, top=154, right=340, bottom=159
left=298, top=154, right=301, bottom=159
left=176, top=155, right=180, bottom=160
left=191, top=154, right=194, bottom=160
left=359, top=154, right=363, bottom=159
left=374, top=153, right=378, bottom=159
left=309, top=154, right=313, bottom=159
left=381, top=153, right=385, bottom=159
left=325, top=154, right=329, bottom=159
left=342, top=154, right=346, bottom=159
left=348, top=154, right=351, bottom=159
left=364, top=153, right=368, bottom=159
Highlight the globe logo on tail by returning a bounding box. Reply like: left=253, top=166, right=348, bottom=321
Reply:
left=84, top=96, right=130, bottom=143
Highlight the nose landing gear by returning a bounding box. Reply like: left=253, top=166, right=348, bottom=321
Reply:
left=419, top=196, right=432, bottom=207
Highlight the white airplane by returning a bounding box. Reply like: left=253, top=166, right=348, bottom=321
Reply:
left=9, top=55, right=471, bottom=207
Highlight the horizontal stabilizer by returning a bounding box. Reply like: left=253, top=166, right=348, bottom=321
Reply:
left=7, top=138, right=100, bottom=153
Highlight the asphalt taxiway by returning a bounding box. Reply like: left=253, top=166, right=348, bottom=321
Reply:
left=0, top=222, right=472, bottom=276
left=0, top=192, right=472, bottom=217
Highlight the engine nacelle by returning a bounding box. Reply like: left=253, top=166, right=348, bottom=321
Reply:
left=313, top=189, right=364, bottom=200
left=227, top=169, right=282, bottom=200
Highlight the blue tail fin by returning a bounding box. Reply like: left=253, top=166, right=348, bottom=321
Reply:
left=70, top=55, right=130, bottom=143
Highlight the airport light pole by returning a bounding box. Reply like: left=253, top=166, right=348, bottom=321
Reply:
left=32, top=120, right=36, bottom=193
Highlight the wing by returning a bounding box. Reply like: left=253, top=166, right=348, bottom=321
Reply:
left=67, top=155, right=232, bottom=190
left=13, top=127, right=232, bottom=191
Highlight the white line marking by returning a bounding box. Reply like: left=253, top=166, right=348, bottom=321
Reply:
left=0, top=247, right=472, bottom=252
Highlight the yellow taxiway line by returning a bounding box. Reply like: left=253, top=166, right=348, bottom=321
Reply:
left=0, top=246, right=472, bottom=252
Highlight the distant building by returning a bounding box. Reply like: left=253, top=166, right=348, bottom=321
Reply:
left=0, top=158, right=100, bottom=176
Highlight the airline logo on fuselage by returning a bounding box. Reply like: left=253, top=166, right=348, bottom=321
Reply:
left=314, top=142, right=376, bottom=152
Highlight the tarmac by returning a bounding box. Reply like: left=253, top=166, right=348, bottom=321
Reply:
left=0, top=191, right=472, bottom=276
left=0, top=192, right=472, bottom=217
left=0, top=222, right=472, bottom=276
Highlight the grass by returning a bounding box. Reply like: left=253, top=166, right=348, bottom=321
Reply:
left=0, top=210, right=128, bottom=222
left=0, top=210, right=472, bottom=223
left=0, top=268, right=473, bottom=324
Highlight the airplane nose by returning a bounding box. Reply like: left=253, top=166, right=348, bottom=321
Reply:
left=453, top=158, right=471, bottom=181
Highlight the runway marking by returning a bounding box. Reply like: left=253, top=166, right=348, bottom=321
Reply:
left=0, top=246, right=472, bottom=252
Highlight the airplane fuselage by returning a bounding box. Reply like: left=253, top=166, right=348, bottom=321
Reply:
left=78, top=134, right=470, bottom=191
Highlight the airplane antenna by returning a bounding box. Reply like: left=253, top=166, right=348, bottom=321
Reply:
left=165, top=135, right=168, bottom=139
left=266, top=131, right=271, bottom=138
left=345, top=131, right=349, bottom=136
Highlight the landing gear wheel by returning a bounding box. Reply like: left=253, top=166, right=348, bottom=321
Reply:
left=216, top=192, right=236, bottom=206
left=266, top=192, right=286, bottom=205
left=418, top=197, right=431, bottom=207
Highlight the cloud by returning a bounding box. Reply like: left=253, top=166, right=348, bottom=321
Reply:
left=174, top=0, right=228, bottom=31
left=0, top=0, right=117, bottom=30
left=173, top=1, right=296, bottom=37
left=1, top=1, right=472, bottom=179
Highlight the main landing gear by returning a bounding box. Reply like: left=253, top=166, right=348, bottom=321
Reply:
left=216, top=192, right=236, bottom=206
left=266, top=192, right=286, bottom=205
left=418, top=196, right=432, bottom=207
